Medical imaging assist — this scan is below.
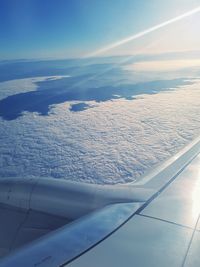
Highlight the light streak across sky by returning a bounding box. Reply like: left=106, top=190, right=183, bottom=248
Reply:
left=86, top=5, right=200, bottom=58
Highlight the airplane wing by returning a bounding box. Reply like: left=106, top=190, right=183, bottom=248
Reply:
left=0, top=136, right=200, bottom=267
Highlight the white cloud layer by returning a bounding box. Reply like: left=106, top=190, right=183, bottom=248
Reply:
left=125, top=60, right=200, bottom=72
left=0, top=77, right=200, bottom=184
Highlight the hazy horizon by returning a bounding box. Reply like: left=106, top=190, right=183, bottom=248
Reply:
left=1, top=0, right=200, bottom=60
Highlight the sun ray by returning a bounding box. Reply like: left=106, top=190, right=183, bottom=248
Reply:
left=86, top=6, right=200, bottom=58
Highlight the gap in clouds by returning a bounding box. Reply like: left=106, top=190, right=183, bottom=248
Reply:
left=0, top=53, right=199, bottom=121
left=0, top=75, right=193, bottom=120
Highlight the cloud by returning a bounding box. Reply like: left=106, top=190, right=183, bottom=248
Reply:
left=0, top=77, right=200, bottom=184
left=125, top=59, right=200, bottom=72
left=0, top=73, right=193, bottom=120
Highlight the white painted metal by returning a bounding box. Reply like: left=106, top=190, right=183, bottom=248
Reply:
left=0, top=203, right=141, bottom=267
left=67, top=139, right=200, bottom=267
left=1, top=137, right=200, bottom=267
left=0, top=178, right=153, bottom=220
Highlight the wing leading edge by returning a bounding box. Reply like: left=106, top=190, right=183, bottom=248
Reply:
left=68, top=136, right=200, bottom=267
left=0, top=136, right=200, bottom=267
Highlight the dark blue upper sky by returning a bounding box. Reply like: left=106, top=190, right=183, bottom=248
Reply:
left=0, top=0, right=200, bottom=60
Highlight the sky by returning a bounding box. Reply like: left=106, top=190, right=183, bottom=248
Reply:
left=0, top=0, right=200, bottom=60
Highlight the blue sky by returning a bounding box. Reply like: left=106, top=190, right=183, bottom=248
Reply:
left=0, top=0, right=200, bottom=60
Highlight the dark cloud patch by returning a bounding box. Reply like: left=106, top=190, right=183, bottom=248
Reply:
left=0, top=76, right=193, bottom=120
left=70, top=103, right=92, bottom=112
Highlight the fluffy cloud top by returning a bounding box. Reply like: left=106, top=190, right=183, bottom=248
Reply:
left=0, top=76, right=200, bottom=184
